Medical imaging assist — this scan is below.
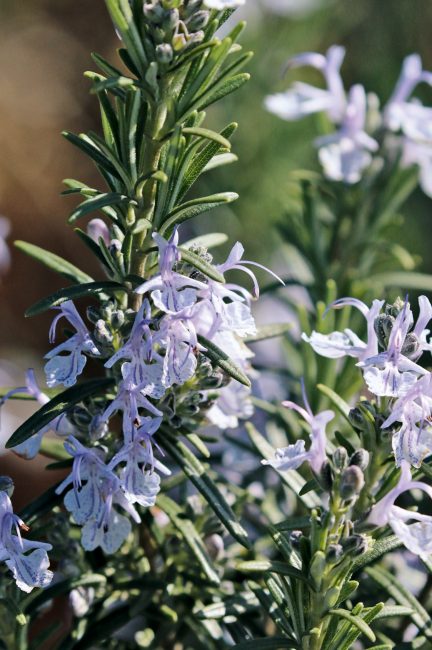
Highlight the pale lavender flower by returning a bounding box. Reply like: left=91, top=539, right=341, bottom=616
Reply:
left=87, top=218, right=110, bottom=246
left=382, top=373, right=432, bottom=467
left=265, top=45, right=346, bottom=123
left=100, top=376, right=163, bottom=443
left=109, top=426, right=170, bottom=508
left=262, top=385, right=334, bottom=473
left=384, top=54, right=432, bottom=135
left=359, top=300, right=428, bottom=397
left=316, top=85, right=379, bottom=183
left=105, top=300, right=165, bottom=395
left=384, top=54, right=432, bottom=197
left=45, top=301, right=100, bottom=388
left=135, top=230, right=206, bottom=313
left=204, top=0, right=245, bottom=8
left=56, top=437, right=141, bottom=554
left=158, top=316, right=199, bottom=388
left=368, top=461, right=432, bottom=559
left=0, top=491, right=53, bottom=592
left=206, top=381, right=253, bottom=429
left=303, top=297, right=384, bottom=361
left=1, top=369, right=74, bottom=459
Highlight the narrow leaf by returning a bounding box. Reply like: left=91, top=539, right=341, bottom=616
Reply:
left=160, top=192, right=238, bottom=236
left=6, top=379, right=114, bottom=449
left=329, top=609, right=376, bottom=642
left=15, top=241, right=93, bottom=284
left=236, top=560, right=310, bottom=585
left=26, top=281, right=125, bottom=317
left=198, top=334, right=251, bottom=387
left=179, top=246, right=225, bottom=283
left=157, top=494, right=220, bottom=585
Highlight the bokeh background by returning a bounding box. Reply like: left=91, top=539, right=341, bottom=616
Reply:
left=1, top=0, right=432, bottom=485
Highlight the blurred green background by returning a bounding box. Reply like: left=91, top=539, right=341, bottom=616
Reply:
left=0, top=0, right=432, bottom=351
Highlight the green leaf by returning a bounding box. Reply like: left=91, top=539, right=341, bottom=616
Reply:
left=236, top=560, right=310, bottom=585
left=197, top=334, right=251, bottom=387
left=182, top=126, right=231, bottom=149
left=328, top=603, right=384, bottom=650
left=157, top=495, right=220, bottom=586
left=25, top=281, right=125, bottom=317
left=182, top=232, right=228, bottom=250
left=196, top=73, right=250, bottom=112
left=159, top=192, right=238, bottom=236
left=244, top=324, right=292, bottom=344
left=68, top=193, right=130, bottom=223
left=74, top=228, right=113, bottom=272
left=202, top=152, right=237, bottom=172
left=353, top=535, right=402, bottom=571
left=364, top=272, right=432, bottom=293
left=366, top=566, right=432, bottom=638
left=179, top=123, right=237, bottom=200
left=329, top=609, right=376, bottom=642
left=162, top=434, right=250, bottom=548
left=374, top=605, right=413, bottom=619
left=105, top=0, right=147, bottom=75
left=179, top=246, right=225, bottom=283
left=15, top=241, right=93, bottom=284
left=246, top=423, right=321, bottom=508
left=6, top=378, right=114, bottom=449
left=62, top=131, right=121, bottom=181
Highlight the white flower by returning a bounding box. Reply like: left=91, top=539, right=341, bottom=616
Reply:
left=265, top=46, right=346, bottom=123
left=204, top=0, right=245, bottom=9
left=368, top=461, right=432, bottom=559
left=262, top=386, right=334, bottom=474
left=317, top=85, right=378, bottom=183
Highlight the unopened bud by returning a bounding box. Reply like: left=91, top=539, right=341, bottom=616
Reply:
left=156, top=43, right=174, bottom=64
left=164, top=8, right=179, bottom=30
left=318, top=460, right=333, bottom=491
left=187, top=10, right=209, bottom=30
left=0, top=476, right=14, bottom=497
left=111, top=310, right=125, bottom=330
left=143, top=3, right=165, bottom=24
left=326, top=544, right=343, bottom=564
left=333, top=447, right=348, bottom=470
left=342, top=534, right=368, bottom=556
left=340, top=466, right=364, bottom=500
left=205, top=533, right=224, bottom=561
left=87, top=305, right=101, bottom=324
left=69, top=406, right=92, bottom=430
left=94, top=319, right=114, bottom=345
left=289, top=530, right=303, bottom=548
left=402, top=332, right=420, bottom=359
left=349, top=449, right=370, bottom=471
left=374, top=314, right=394, bottom=347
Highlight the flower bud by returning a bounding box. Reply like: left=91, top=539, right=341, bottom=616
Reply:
left=87, top=218, right=110, bottom=246
left=187, top=10, right=209, bottom=30
left=289, top=530, right=303, bottom=548
left=342, top=534, right=368, bottom=556
left=318, top=460, right=333, bottom=491
left=205, top=534, right=224, bottom=561
left=164, top=8, right=179, bottom=30
left=143, top=3, right=165, bottom=24
left=349, top=449, right=370, bottom=471
left=94, top=319, right=114, bottom=345
left=69, top=406, right=92, bottom=430
left=374, top=313, right=394, bottom=347
left=0, top=476, right=14, bottom=497
left=111, top=310, right=125, bottom=330
left=339, top=465, right=365, bottom=500
left=326, top=544, right=343, bottom=564
left=87, top=305, right=101, bottom=324
left=156, top=43, right=174, bottom=64
left=89, top=414, right=109, bottom=441
left=333, top=447, right=348, bottom=470
left=402, top=332, right=420, bottom=359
